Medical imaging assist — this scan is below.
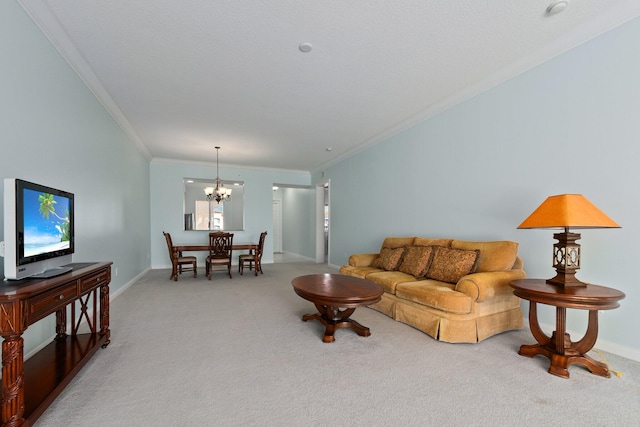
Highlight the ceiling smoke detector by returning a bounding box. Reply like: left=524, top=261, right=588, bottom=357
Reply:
left=547, top=1, right=568, bottom=16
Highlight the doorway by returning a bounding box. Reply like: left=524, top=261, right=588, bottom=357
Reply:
left=272, top=199, right=282, bottom=253
left=315, top=181, right=329, bottom=264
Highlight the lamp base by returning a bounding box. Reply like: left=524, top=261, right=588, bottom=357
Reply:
left=547, top=229, right=588, bottom=287
left=546, top=272, right=588, bottom=287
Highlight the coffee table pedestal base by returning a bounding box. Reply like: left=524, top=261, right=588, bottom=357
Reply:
left=302, top=303, right=370, bottom=343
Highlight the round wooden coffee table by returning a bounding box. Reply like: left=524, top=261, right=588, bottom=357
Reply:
left=292, top=274, right=383, bottom=343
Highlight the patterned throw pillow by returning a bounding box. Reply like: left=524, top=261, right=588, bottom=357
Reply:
left=426, top=246, right=480, bottom=284
left=398, top=245, right=434, bottom=277
left=372, top=247, right=405, bottom=271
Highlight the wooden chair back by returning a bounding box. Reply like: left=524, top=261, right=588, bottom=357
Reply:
left=163, top=231, right=197, bottom=280
left=208, top=232, right=234, bottom=260
left=163, top=231, right=176, bottom=260
left=256, top=231, right=267, bottom=260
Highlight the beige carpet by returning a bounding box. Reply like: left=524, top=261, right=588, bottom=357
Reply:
left=35, top=262, right=640, bottom=426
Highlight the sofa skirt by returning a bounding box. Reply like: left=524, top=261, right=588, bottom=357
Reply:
left=375, top=294, right=523, bottom=343
left=369, top=292, right=396, bottom=318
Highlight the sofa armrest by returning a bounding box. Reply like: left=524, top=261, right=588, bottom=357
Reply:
left=349, top=253, right=379, bottom=267
left=455, top=269, right=526, bottom=303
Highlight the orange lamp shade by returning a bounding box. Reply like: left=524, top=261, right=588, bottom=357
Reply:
left=518, top=194, right=620, bottom=229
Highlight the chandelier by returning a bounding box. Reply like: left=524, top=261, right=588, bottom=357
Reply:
left=204, top=146, right=232, bottom=204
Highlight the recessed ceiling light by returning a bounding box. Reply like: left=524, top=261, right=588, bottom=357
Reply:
left=547, top=1, right=568, bottom=16
left=299, top=43, right=312, bottom=53
left=326, top=147, right=332, bottom=152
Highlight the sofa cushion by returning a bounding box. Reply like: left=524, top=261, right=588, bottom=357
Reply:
left=414, top=237, right=453, bottom=247
left=339, top=265, right=383, bottom=279
left=398, top=245, right=434, bottom=277
left=348, top=253, right=379, bottom=267
left=396, top=280, right=473, bottom=314
left=426, top=246, right=479, bottom=284
left=380, top=237, right=415, bottom=250
left=371, top=247, right=405, bottom=271
left=365, top=271, right=420, bottom=294
left=451, top=240, right=518, bottom=272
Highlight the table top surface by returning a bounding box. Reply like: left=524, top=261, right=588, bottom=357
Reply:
left=174, top=242, right=257, bottom=250
left=0, top=262, right=112, bottom=299
left=292, top=273, right=383, bottom=306
left=510, top=278, right=625, bottom=310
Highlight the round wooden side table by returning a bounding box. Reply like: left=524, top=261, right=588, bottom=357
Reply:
left=510, top=279, right=625, bottom=378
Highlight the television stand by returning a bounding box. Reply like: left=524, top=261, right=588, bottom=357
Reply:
left=0, top=262, right=112, bottom=427
left=30, top=265, right=74, bottom=279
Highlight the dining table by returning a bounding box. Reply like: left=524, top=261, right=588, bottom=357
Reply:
left=173, top=242, right=260, bottom=276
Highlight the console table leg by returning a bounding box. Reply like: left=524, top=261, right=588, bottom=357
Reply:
left=1, top=335, right=25, bottom=427
left=55, top=308, right=67, bottom=341
left=99, top=284, right=111, bottom=348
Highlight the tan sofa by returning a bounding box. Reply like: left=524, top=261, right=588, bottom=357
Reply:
left=340, top=237, right=525, bottom=343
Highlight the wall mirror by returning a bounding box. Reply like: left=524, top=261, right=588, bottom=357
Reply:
left=183, top=178, right=245, bottom=231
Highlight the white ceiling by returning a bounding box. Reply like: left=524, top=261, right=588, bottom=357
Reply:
left=18, top=1, right=640, bottom=172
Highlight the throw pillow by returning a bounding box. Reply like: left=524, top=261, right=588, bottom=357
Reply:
left=450, top=240, right=518, bottom=272
left=426, top=246, right=480, bottom=284
left=398, top=245, right=434, bottom=277
left=372, top=247, right=405, bottom=271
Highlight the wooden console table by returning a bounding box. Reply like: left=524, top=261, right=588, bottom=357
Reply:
left=0, top=262, right=112, bottom=426
left=510, top=279, right=624, bottom=379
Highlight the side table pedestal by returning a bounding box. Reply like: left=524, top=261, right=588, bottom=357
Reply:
left=510, top=279, right=624, bottom=379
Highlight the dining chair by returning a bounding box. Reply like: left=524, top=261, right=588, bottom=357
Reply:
left=239, top=231, right=267, bottom=276
left=163, top=231, right=197, bottom=281
left=206, top=232, right=234, bottom=279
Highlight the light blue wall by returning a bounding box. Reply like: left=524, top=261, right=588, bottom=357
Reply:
left=150, top=160, right=311, bottom=267
left=315, top=18, right=640, bottom=360
left=0, top=1, right=151, bottom=356
left=281, top=187, right=316, bottom=258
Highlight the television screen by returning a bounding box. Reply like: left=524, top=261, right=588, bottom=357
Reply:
left=3, top=178, right=74, bottom=280
left=20, top=186, right=72, bottom=263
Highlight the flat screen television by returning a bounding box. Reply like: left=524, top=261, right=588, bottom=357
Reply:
left=2, top=178, right=75, bottom=280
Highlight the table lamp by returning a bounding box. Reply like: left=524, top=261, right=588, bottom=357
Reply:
left=518, top=194, right=620, bottom=287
